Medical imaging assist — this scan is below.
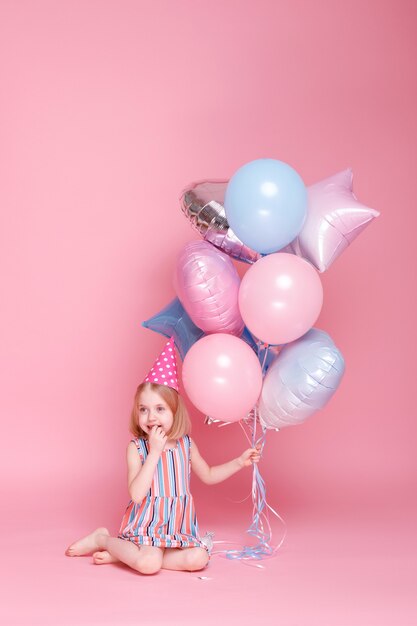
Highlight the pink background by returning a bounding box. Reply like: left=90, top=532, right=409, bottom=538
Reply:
left=1, top=1, right=416, bottom=624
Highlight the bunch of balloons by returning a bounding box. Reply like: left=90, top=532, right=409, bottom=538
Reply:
left=144, top=159, right=377, bottom=430
left=143, top=158, right=378, bottom=561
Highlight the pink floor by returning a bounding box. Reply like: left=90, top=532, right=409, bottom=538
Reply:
left=3, top=503, right=416, bottom=626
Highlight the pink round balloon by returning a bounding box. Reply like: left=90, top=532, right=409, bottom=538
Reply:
left=174, top=240, right=244, bottom=336
left=239, top=253, right=323, bottom=345
left=182, top=334, right=263, bottom=423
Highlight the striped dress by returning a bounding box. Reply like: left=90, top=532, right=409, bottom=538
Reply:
left=118, top=435, right=207, bottom=552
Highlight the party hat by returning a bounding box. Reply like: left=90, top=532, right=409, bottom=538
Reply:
left=143, top=336, right=179, bottom=391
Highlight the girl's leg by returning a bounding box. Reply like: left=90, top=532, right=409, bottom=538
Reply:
left=65, top=528, right=163, bottom=574
left=99, top=536, right=164, bottom=575
left=162, top=547, right=209, bottom=572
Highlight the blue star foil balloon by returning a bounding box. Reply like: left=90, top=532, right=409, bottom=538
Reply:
left=258, top=328, right=345, bottom=430
left=142, top=298, right=204, bottom=360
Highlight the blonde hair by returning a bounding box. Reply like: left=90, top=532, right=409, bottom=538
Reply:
left=130, top=382, right=191, bottom=440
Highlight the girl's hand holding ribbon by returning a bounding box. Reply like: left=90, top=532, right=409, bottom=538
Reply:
left=237, top=445, right=261, bottom=468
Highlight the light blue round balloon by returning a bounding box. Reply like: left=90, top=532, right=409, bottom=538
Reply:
left=224, top=159, right=307, bottom=254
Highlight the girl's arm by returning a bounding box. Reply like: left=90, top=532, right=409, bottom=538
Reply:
left=126, top=435, right=163, bottom=503
left=190, top=439, right=260, bottom=485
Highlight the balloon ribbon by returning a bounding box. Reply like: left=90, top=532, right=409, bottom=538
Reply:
left=212, top=344, right=286, bottom=566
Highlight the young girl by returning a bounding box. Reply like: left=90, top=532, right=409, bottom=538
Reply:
left=66, top=337, right=260, bottom=574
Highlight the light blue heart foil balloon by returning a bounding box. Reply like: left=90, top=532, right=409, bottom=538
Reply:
left=258, top=328, right=345, bottom=430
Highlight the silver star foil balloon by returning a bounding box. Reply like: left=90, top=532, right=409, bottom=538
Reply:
left=180, top=180, right=261, bottom=264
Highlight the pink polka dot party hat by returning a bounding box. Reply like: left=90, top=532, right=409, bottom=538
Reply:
left=143, top=336, right=179, bottom=392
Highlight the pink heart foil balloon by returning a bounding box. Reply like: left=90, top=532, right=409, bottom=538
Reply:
left=174, top=240, right=244, bottom=336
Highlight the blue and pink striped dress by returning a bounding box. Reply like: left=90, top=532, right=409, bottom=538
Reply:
left=118, top=435, right=207, bottom=551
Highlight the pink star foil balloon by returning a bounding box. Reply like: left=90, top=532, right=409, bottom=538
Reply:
left=290, top=169, right=380, bottom=272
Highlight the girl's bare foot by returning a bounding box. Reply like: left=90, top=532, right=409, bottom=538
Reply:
left=92, top=550, right=119, bottom=565
left=65, top=527, right=110, bottom=556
